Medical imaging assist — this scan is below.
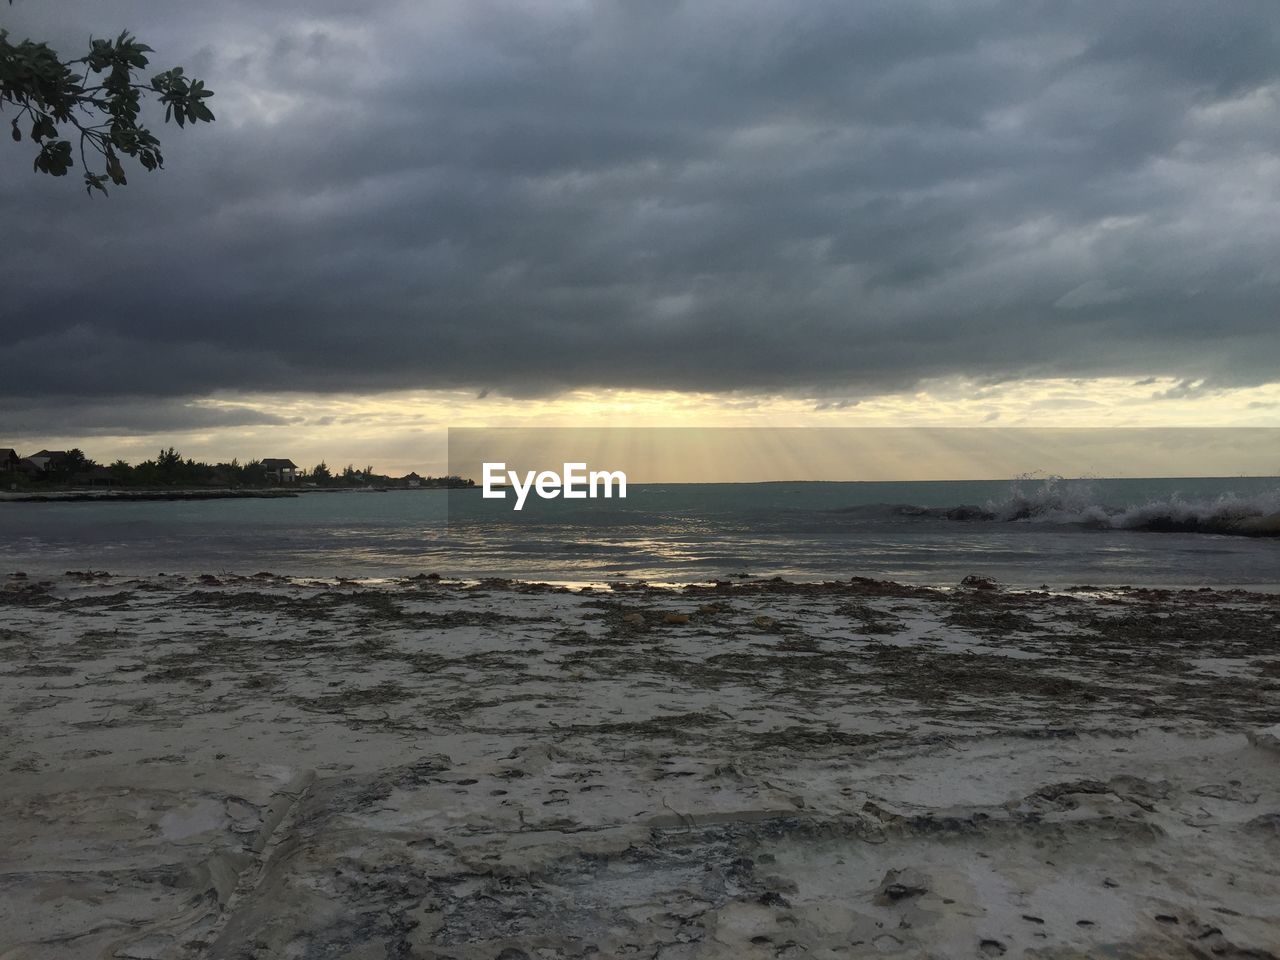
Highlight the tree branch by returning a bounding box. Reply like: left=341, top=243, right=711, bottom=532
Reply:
left=0, top=25, right=215, bottom=194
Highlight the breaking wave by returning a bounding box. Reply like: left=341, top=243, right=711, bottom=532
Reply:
left=832, top=477, right=1280, bottom=536
left=989, top=476, right=1280, bottom=535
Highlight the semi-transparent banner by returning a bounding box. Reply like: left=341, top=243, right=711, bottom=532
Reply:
left=445, top=426, right=1280, bottom=526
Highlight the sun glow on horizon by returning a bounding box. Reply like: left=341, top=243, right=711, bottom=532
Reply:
left=9, top=376, right=1280, bottom=478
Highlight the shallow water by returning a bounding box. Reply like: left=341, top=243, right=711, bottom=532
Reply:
left=1, top=477, right=1278, bottom=588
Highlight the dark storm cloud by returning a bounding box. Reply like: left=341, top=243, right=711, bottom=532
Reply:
left=2, top=0, right=1280, bottom=409
left=1, top=397, right=295, bottom=439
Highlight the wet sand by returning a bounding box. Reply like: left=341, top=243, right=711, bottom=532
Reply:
left=2, top=571, right=1278, bottom=959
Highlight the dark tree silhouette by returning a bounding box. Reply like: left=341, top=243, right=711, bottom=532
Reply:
left=1, top=2, right=215, bottom=194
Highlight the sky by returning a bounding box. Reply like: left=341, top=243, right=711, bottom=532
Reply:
left=2, top=1, right=1279, bottom=475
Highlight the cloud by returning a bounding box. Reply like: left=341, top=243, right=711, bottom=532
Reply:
left=813, top=398, right=860, bottom=411
left=2, top=0, right=1279, bottom=413
left=0, top=397, right=296, bottom=439
left=1150, top=378, right=1216, bottom=400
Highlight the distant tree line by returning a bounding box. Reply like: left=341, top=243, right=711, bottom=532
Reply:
left=305, top=461, right=382, bottom=486
left=7, top=447, right=472, bottom=489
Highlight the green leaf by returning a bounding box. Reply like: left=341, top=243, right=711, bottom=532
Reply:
left=106, top=153, right=126, bottom=185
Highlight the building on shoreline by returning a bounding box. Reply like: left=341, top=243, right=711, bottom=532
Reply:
left=24, top=450, right=68, bottom=473
left=261, top=458, right=298, bottom=483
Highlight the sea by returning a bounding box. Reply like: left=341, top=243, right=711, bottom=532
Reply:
left=2, top=476, right=1279, bottom=590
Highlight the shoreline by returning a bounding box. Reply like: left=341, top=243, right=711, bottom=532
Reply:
left=0, top=487, right=301, bottom=502
left=0, top=486, right=466, bottom=503
left=0, top=488, right=471, bottom=504
left=3, top=570, right=1278, bottom=957
left=11, top=567, right=1280, bottom=597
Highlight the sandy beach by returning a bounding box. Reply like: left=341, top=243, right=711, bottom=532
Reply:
left=2, top=571, right=1278, bottom=959
left=9, top=0, right=1280, bottom=956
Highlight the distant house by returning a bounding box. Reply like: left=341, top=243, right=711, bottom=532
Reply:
left=402, top=472, right=423, bottom=488
left=0, top=449, right=18, bottom=473
left=72, top=465, right=117, bottom=487
left=26, top=450, right=68, bottom=472
left=261, top=458, right=298, bottom=483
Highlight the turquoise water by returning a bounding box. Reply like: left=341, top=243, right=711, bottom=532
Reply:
left=1, top=476, right=1278, bottom=588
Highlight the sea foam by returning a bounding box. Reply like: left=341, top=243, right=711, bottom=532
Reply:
left=987, top=476, right=1280, bottom=535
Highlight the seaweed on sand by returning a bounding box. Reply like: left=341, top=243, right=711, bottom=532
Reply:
left=553, top=710, right=726, bottom=742
left=0, top=579, right=56, bottom=607
left=290, top=680, right=412, bottom=714
left=866, top=644, right=1097, bottom=705
left=833, top=600, right=906, bottom=635
left=57, top=591, right=140, bottom=609
left=746, top=725, right=884, bottom=751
